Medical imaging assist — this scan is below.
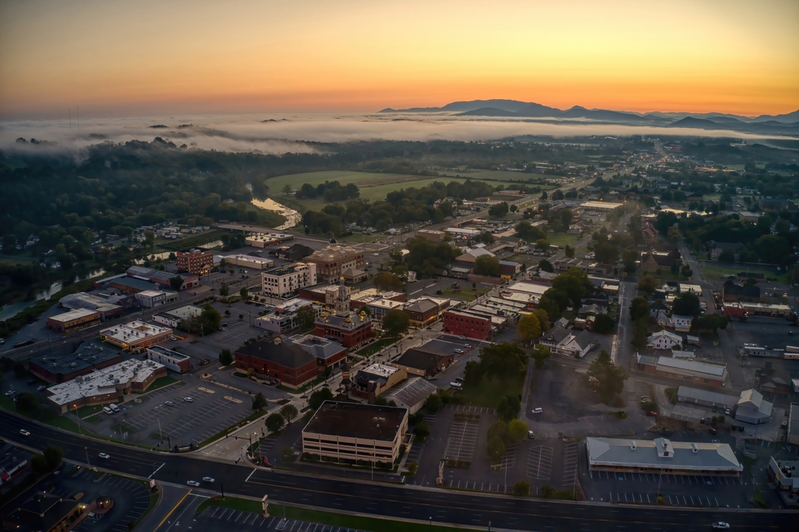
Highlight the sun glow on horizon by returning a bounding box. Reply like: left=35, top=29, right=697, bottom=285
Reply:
left=0, top=0, right=797, bottom=119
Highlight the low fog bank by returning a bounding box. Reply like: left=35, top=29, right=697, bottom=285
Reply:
left=1, top=113, right=793, bottom=157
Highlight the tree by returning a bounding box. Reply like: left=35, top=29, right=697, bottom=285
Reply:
left=359, top=305, right=371, bottom=316
left=672, top=292, right=701, bottom=317
left=517, top=313, right=542, bottom=343
left=425, top=393, right=443, bottom=413
left=667, top=226, right=681, bottom=244
left=479, top=342, right=526, bottom=381
left=252, top=392, right=267, bottom=411
left=538, top=259, right=554, bottom=273
left=564, top=245, right=575, bottom=258
left=31, top=454, right=50, bottom=474
left=629, top=296, right=650, bottom=321
left=487, top=436, right=505, bottom=459
left=530, top=345, right=551, bottom=369
left=537, top=294, right=561, bottom=321
left=680, top=264, right=693, bottom=279
left=534, top=308, right=550, bottom=331
left=373, top=272, right=404, bottom=290
left=488, top=202, right=509, bottom=217
left=594, top=241, right=620, bottom=264
left=591, top=313, right=616, bottom=334
left=513, top=481, right=531, bottom=496
left=588, top=350, right=628, bottom=403
left=413, top=421, right=430, bottom=441
left=631, top=318, right=648, bottom=350
left=43, top=445, right=63, bottom=470
left=476, top=232, right=495, bottom=245
left=169, top=275, right=184, bottom=291
left=718, top=250, right=735, bottom=263
left=219, top=349, right=233, bottom=366
left=280, top=404, right=298, bottom=424
left=638, top=276, right=659, bottom=294
left=535, top=239, right=551, bottom=252
left=282, top=184, right=293, bottom=195
left=698, top=313, right=728, bottom=333
left=240, top=287, right=249, bottom=300
left=144, top=230, right=155, bottom=249
left=383, top=309, right=410, bottom=337
left=507, top=419, right=529, bottom=443
left=497, top=394, right=521, bottom=422
left=308, top=387, right=333, bottom=410
left=265, top=413, right=285, bottom=433
left=295, top=305, right=316, bottom=330
left=621, top=249, right=639, bottom=275
left=473, top=255, right=500, bottom=277
left=219, top=284, right=230, bottom=297
left=552, top=268, right=593, bottom=310
left=487, top=421, right=509, bottom=444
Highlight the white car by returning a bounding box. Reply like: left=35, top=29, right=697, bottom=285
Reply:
left=187, top=480, right=200, bottom=487
left=202, top=476, right=215, bottom=483
left=711, top=523, right=730, bottom=530
left=454, top=349, right=464, bottom=354
left=19, top=429, right=30, bottom=436
left=165, top=400, right=174, bottom=406
left=98, top=452, right=110, bottom=459
left=531, top=407, right=543, bottom=414
left=184, top=397, right=193, bottom=403
left=4, top=390, right=15, bottom=397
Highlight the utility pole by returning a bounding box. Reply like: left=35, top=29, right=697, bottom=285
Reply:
left=85, top=447, right=91, bottom=467
left=74, top=404, right=81, bottom=434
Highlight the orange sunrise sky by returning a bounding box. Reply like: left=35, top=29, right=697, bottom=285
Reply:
left=1, top=0, right=797, bottom=119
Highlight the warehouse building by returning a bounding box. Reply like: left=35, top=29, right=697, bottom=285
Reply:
left=126, top=265, right=199, bottom=290
left=46, top=308, right=101, bottom=334
left=586, top=437, right=742, bottom=476
left=29, top=342, right=122, bottom=384
left=735, top=389, right=773, bottom=425
left=302, top=401, right=411, bottom=466
left=99, top=320, right=172, bottom=352
left=59, top=292, right=125, bottom=320
left=676, top=386, right=737, bottom=410
left=152, top=305, right=203, bottom=328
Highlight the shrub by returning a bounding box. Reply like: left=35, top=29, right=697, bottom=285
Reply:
left=513, top=481, right=530, bottom=496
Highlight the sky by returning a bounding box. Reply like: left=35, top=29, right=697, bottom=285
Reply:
left=1, top=0, right=797, bottom=119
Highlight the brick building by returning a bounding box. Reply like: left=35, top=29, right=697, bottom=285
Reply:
left=46, top=308, right=101, bottom=334
left=235, top=337, right=318, bottom=388
left=403, top=297, right=449, bottom=327
left=443, top=309, right=493, bottom=340
left=176, top=249, right=214, bottom=274
left=29, top=342, right=123, bottom=384
left=314, top=281, right=373, bottom=348
left=304, top=239, right=365, bottom=281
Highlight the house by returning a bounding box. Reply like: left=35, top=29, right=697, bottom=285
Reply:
left=392, top=347, right=454, bottom=378
left=649, top=300, right=670, bottom=318
left=734, top=389, right=773, bottom=425
left=352, top=363, right=408, bottom=402
left=647, top=330, right=682, bottom=350
left=640, top=251, right=678, bottom=274
left=704, top=241, right=747, bottom=261
left=672, top=314, right=693, bottom=332
left=538, top=328, right=599, bottom=358
left=403, top=297, right=449, bottom=327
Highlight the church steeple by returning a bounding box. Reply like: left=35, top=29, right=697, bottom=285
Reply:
left=335, top=275, right=350, bottom=314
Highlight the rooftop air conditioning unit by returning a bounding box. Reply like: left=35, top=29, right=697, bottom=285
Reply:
left=630, top=441, right=637, bottom=450
left=691, top=443, right=698, bottom=453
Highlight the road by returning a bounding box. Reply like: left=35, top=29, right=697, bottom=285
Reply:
left=0, top=411, right=789, bottom=531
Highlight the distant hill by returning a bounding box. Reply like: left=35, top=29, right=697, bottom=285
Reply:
left=379, top=100, right=799, bottom=136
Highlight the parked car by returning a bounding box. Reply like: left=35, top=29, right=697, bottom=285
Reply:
left=724, top=408, right=731, bottom=415
left=709, top=427, right=717, bottom=435
left=711, top=523, right=730, bottom=529
left=36, top=385, right=46, bottom=391
left=202, top=476, right=215, bottom=483
left=4, top=390, right=15, bottom=397
left=531, top=408, right=543, bottom=414
left=19, top=429, right=30, bottom=436
left=454, top=349, right=464, bottom=354
left=187, top=480, right=200, bottom=487
left=527, top=430, right=535, bottom=439
left=184, top=397, right=194, bottom=403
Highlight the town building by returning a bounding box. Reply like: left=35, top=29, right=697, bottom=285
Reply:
left=0, top=441, right=31, bottom=491
left=255, top=298, right=317, bottom=334
left=261, top=262, right=318, bottom=298
left=735, top=388, right=773, bottom=425
left=353, top=363, right=408, bottom=402
left=647, top=330, right=682, bottom=350
left=704, top=241, right=747, bottom=261
left=245, top=232, right=295, bottom=248
left=442, top=309, right=493, bottom=340
left=135, top=289, right=167, bottom=308
left=676, top=386, right=738, bottom=410
left=99, top=320, right=172, bottom=352
left=220, top=254, right=275, bottom=270
left=640, top=250, right=678, bottom=274
left=416, top=229, right=446, bottom=243
left=304, top=240, right=366, bottom=282
left=314, top=281, right=372, bottom=348
left=787, top=403, right=799, bottom=446
left=289, top=334, right=348, bottom=370
left=46, top=308, right=101, bottom=334
left=586, top=437, right=742, bottom=476
left=636, top=354, right=727, bottom=387
left=721, top=281, right=761, bottom=303
left=301, top=401, right=410, bottom=466
left=580, top=201, right=624, bottom=212
left=126, top=265, right=199, bottom=290
left=29, top=342, right=123, bottom=384
left=3, top=492, right=84, bottom=532
left=45, top=359, right=167, bottom=412
left=403, top=297, right=450, bottom=327
left=59, top=292, right=125, bottom=320
left=537, top=328, right=601, bottom=358
left=145, top=345, right=192, bottom=373
left=272, top=243, right=315, bottom=261
left=176, top=249, right=214, bottom=274
left=380, top=377, right=437, bottom=414
left=392, top=347, right=454, bottom=378
left=767, top=457, right=799, bottom=495
left=152, top=305, right=203, bottom=328
left=671, top=315, right=693, bottom=332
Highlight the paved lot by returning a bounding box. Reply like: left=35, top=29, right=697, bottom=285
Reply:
left=525, top=445, right=553, bottom=480
left=443, top=419, right=479, bottom=463
left=200, top=506, right=370, bottom=532
left=87, top=380, right=253, bottom=446
left=561, top=441, right=579, bottom=491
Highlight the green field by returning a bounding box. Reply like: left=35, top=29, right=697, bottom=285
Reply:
left=458, top=374, right=524, bottom=409
left=545, top=232, right=581, bottom=247
left=440, top=287, right=489, bottom=302
left=264, top=170, right=542, bottom=212
left=699, top=261, right=786, bottom=282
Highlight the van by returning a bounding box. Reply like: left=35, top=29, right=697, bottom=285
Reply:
left=109, top=403, right=120, bottom=413
left=103, top=406, right=114, bottom=415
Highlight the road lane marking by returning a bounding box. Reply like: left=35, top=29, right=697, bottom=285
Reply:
left=156, top=489, right=192, bottom=531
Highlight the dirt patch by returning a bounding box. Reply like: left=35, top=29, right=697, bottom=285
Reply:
left=537, top=366, right=603, bottom=422
left=649, top=418, right=688, bottom=433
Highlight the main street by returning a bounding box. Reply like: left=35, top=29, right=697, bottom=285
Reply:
left=0, top=410, right=789, bottom=531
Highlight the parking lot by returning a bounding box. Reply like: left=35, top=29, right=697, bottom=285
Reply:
left=200, top=506, right=370, bottom=532
left=87, top=381, right=253, bottom=446
left=525, top=445, right=553, bottom=480
left=443, top=418, right=480, bottom=463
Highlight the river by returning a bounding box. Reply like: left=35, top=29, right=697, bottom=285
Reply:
left=0, top=269, right=107, bottom=321
left=251, top=198, right=302, bottom=231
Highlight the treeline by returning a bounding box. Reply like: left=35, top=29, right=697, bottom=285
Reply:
left=297, top=181, right=360, bottom=201
left=302, top=179, right=496, bottom=236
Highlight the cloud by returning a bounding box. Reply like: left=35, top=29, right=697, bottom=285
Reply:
left=0, top=112, right=793, bottom=158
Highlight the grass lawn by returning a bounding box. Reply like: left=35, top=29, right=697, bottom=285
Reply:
left=196, top=497, right=468, bottom=532
left=545, top=232, right=580, bottom=247
left=355, top=337, right=400, bottom=357
left=440, top=287, right=489, bottom=302
left=458, top=374, right=524, bottom=409
left=198, top=409, right=266, bottom=447
left=155, top=229, right=229, bottom=251
left=139, top=375, right=181, bottom=393
left=699, top=261, right=786, bottom=282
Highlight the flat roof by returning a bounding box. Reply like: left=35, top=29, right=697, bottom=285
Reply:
left=48, top=308, right=98, bottom=323
left=146, top=345, right=190, bottom=361
left=100, top=320, right=171, bottom=343
left=47, top=359, right=165, bottom=406
left=157, top=305, right=203, bottom=320
left=581, top=201, right=624, bottom=210
left=677, top=386, right=738, bottom=407
left=361, top=363, right=399, bottom=378
left=586, top=437, right=742, bottom=472
left=304, top=401, right=407, bottom=442
left=31, top=341, right=121, bottom=376
left=657, top=356, right=726, bottom=378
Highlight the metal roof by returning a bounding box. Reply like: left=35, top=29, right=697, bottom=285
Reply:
left=586, top=437, right=742, bottom=473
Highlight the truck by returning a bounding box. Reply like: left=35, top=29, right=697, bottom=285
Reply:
left=109, top=403, right=120, bottom=413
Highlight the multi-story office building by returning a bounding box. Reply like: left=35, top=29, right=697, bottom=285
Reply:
left=176, top=249, right=214, bottom=275
left=261, top=263, right=318, bottom=298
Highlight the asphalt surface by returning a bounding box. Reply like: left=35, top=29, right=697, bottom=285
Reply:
left=1, top=410, right=791, bottom=532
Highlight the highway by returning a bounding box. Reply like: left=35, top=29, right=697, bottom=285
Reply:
left=1, top=410, right=790, bottom=531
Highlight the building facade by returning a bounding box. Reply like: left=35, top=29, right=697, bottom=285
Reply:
left=443, top=309, right=492, bottom=340
left=261, top=262, right=318, bottom=298
left=145, top=345, right=192, bottom=373
left=46, top=308, right=101, bottom=333
left=304, top=241, right=365, bottom=281
left=176, top=249, right=214, bottom=274
left=99, top=321, right=172, bottom=352
left=234, top=337, right=318, bottom=388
